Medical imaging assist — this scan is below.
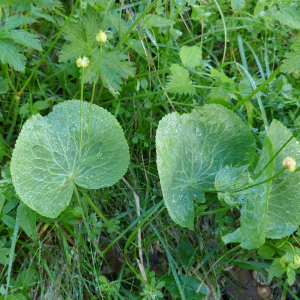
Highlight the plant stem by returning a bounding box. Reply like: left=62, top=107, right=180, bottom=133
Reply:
left=73, top=185, right=91, bottom=238
left=80, top=67, right=84, bottom=153
left=6, top=95, right=19, bottom=143
left=91, top=42, right=103, bottom=105
left=86, top=42, right=103, bottom=152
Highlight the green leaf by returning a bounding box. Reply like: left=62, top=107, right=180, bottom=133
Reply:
left=191, top=5, right=213, bottom=21
left=223, top=120, right=300, bottom=249
left=268, top=6, right=300, bottom=30
left=11, top=100, right=130, bottom=218
left=58, top=10, right=99, bottom=62
left=3, top=15, right=34, bottom=30
left=0, top=247, right=10, bottom=264
left=266, top=120, right=300, bottom=238
left=210, top=68, right=233, bottom=84
left=14, top=268, right=37, bottom=289
left=281, top=38, right=300, bottom=74
left=156, top=104, right=256, bottom=229
left=17, top=202, right=37, bottom=240
left=142, top=14, right=175, bottom=28
left=9, top=0, right=61, bottom=11
left=207, top=84, right=231, bottom=108
left=83, top=51, right=135, bottom=98
left=0, top=40, right=26, bottom=71
left=29, top=6, right=56, bottom=23
left=2, top=198, right=18, bottom=214
left=230, top=0, right=245, bottom=10
left=257, top=244, right=275, bottom=258
left=162, top=275, right=207, bottom=299
left=0, top=294, right=27, bottom=300
left=287, top=266, right=296, bottom=286
left=222, top=136, right=274, bottom=249
left=0, top=77, right=8, bottom=94
left=0, top=30, right=42, bottom=50
left=0, top=15, right=42, bottom=71
left=33, top=101, right=50, bottom=111
left=268, top=258, right=285, bottom=281
left=166, top=64, right=196, bottom=95
left=253, top=0, right=266, bottom=16
left=180, top=46, right=202, bottom=69
left=58, top=10, right=135, bottom=97
left=1, top=215, right=16, bottom=229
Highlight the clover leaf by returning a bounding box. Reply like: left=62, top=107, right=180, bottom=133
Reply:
left=156, top=104, right=256, bottom=230
left=11, top=100, right=129, bottom=218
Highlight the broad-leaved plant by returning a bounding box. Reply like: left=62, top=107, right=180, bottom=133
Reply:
left=156, top=104, right=300, bottom=250
left=10, top=100, right=129, bottom=218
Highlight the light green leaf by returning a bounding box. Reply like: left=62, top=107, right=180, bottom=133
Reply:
left=11, top=100, right=129, bottom=218
left=0, top=15, right=41, bottom=71
left=14, top=268, right=37, bottom=289
left=142, top=14, right=175, bottom=28
left=4, top=15, right=34, bottom=30
left=0, top=40, right=26, bottom=71
left=83, top=51, right=136, bottom=98
left=266, top=120, right=300, bottom=238
left=180, top=46, right=202, bottom=69
left=268, top=258, right=285, bottom=281
left=268, top=6, right=300, bottom=29
left=0, top=30, right=42, bottom=50
left=10, top=0, right=61, bottom=11
left=287, top=266, right=296, bottom=286
left=1, top=215, right=16, bottom=229
left=254, top=0, right=266, bottom=16
left=207, top=85, right=231, bottom=108
left=17, top=202, right=37, bottom=240
left=230, top=0, right=245, bottom=11
left=281, top=38, right=300, bottom=74
left=29, top=5, right=56, bottom=23
left=156, top=104, right=256, bottom=229
left=222, top=136, right=274, bottom=249
left=59, top=11, right=135, bottom=97
left=210, top=68, right=233, bottom=84
left=257, top=244, right=275, bottom=258
left=58, top=11, right=99, bottom=62
left=166, top=64, right=196, bottom=95
left=162, top=275, right=207, bottom=299
left=223, top=120, right=300, bottom=249
left=1, top=294, right=27, bottom=300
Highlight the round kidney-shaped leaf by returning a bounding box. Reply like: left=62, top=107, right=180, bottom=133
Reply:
left=11, top=100, right=129, bottom=218
left=156, top=104, right=256, bottom=230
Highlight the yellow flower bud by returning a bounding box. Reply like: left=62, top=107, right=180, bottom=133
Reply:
left=76, top=57, right=82, bottom=68
left=76, top=56, right=90, bottom=68
left=282, top=156, right=297, bottom=172
left=96, top=30, right=107, bottom=43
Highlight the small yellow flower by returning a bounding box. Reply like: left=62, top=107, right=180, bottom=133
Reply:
left=282, top=156, right=297, bottom=172
left=76, top=56, right=90, bottom=68
left=96, top=30, right=107, bottom=43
